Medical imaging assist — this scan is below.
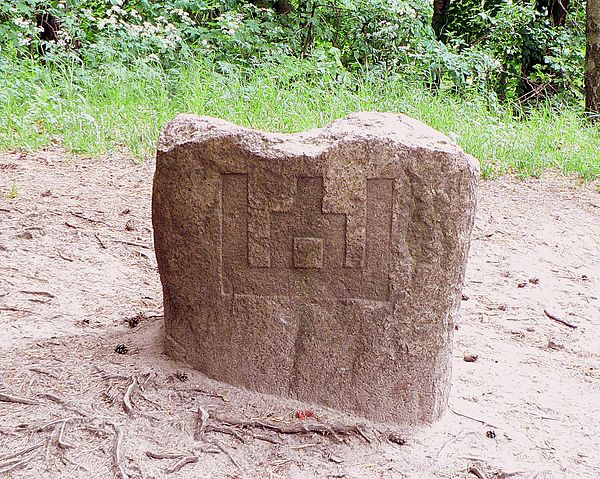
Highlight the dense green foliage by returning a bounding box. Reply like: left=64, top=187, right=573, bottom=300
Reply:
left=440, top=0, right=586, bottom=100
left=0, top=1, right=598, bottom=179
left=0, top=0, right=588, bottom=100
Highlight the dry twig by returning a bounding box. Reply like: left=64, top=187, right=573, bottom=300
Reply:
left=112, top=424, right=129, bottom=479
left=544, top=309, right=577, bottom=329
left=449, top=407, right=499, bottom=429
left=0, top=306, right=33, bottom=313
left=0, top=392, right=39, bottom=405
left=207, top=424, right=247, bottom=443
left=70, top=211, right=109, bottom=226
left=79, top=425, right=112, bottom=437
left=0, top=455, right=38, bottom=474
left=57, top=420, right=74, bottom=449
left=29, top=367, right=59, bottom=379
left=113, top=239, right=152, bottom=249
left=251, top=433, right=284, bottom=445
left=145, top=451, right=185, bottom=460
left=468, top=466, right=489, bottom=479
left=19, top=290, right=55, bottom=298
left=40, top=392, right=92, bottom=418
left=94, top=232, right=107, bottom=249
left=216, top=441, right=244, bottom=473
left=58, top=251, right=74, bottom=262
left=166, top=455, right=198, bottom=474
left=146, top=451, right=204, bottom=474
left=194, top=406, right=210, bottom=439
left=176, top=386, right=228, bottom=402
left=37, top=417, right=78, bottom=433
left=123, top=377, right=138, bottom=417
left=0, top=441, right=46, bottom=463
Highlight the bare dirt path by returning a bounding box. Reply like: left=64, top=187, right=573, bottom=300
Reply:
left=0, top=150, right=599, bottom=479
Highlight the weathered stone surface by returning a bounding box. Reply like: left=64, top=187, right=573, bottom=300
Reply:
left=152, top=112, right=479, bottom=424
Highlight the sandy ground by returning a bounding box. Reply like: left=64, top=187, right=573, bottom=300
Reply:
left=0, top=149, right=599, bottom=479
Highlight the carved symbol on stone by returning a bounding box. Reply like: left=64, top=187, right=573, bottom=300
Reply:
left=293, top=237, right=324, bottom=269
left=221, top=174, right=393, bottom=301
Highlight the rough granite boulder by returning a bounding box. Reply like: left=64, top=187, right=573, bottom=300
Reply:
left=152, top=112, right=479, bottom=424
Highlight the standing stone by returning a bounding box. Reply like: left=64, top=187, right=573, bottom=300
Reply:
left=153, top=112, right=479, bottom=424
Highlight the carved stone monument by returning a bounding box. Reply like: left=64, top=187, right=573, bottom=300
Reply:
left=153, top=112, right=479, bottom=424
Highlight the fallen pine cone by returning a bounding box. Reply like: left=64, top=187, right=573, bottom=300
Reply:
left=463, top=353, right=478, bottom=363
left=126, top=312, right=146, bottom=328
left=175, top=371, right=189, bottom=382
left=387, top=432, right=406, bottom=445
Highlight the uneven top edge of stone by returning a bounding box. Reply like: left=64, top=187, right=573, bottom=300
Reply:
left=157, top=112, right=476, bottom=162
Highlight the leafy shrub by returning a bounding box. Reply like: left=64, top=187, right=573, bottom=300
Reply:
left=439, top=0, right=586, bottom=101
left=0, top=0, right=587, bottom=103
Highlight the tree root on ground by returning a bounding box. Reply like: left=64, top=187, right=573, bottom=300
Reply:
left=201, top=411, right=374, bottom=444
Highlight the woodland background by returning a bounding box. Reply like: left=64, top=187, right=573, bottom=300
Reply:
left=0, top=0, right=599, bottom=179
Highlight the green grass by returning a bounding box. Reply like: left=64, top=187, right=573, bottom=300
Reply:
left=1, top=56, right=599, bottom=179
left=4, top=179, right=18, bottom=200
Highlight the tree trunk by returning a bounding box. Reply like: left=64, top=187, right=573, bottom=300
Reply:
left=549, top=0, right=568, bottom=26
left=432, top=0, right=450, bottom=40
left=537, top=0, right=569, bottom=26
left=274, top=0, right=292, bottom=14
left=586, top=0, right=600, bottom=116
left=300, top=1, right=316, bottom=58
left=250, top=1, right=291, bottom=13
left=520, top=0, right=569, bottom=100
